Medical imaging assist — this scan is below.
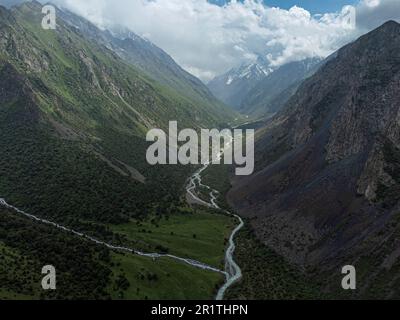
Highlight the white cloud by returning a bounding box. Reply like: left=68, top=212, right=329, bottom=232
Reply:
left=47, top=0, right=394, bottom=81
left=356, top=0, right=400, bottom=31
left=364, top=0, right=381, bottom=8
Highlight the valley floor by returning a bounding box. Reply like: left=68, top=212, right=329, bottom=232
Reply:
left=1, top=148, right=323, bottom=301
left=0, top=202, right=234, bottom=300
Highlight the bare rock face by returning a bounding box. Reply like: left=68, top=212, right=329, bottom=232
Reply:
left=228, top=21, right=400, bottom=297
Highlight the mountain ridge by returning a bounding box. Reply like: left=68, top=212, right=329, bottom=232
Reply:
left=208, top=56, right=322, bottom=117
left=227, top=20, right=400, bottom=298
left=207, top=56, right=273, bottom=111
left=0, top=1, right=232, bottom=227
left=57, top=7, right=233, bottom=124
left=240, top=57, right=322, bottom=117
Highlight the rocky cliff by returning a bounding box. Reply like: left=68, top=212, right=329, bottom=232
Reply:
left=228, top=21, right=400, bottom=298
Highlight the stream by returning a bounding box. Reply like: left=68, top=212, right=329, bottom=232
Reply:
left=186, top=145, right=244, bottom=300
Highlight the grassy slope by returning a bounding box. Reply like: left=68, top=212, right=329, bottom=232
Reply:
left=11, top=3, right=233, bottom=132
left=0, top=3, right=192, bottom=223
left=0, top=2, right=236, bottom=224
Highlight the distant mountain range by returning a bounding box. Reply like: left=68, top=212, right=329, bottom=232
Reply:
left=208, top=56, right=273, bottom=111
left=239, top=58, right=322, bottom=117
left=228, top=20, right=400, bottom=298
left=208, top=56, right=322, bottom=118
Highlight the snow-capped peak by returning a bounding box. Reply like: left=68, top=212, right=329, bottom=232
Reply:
left=224, top=59, right=274, bottom=85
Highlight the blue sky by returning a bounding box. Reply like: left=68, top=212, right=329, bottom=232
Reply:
left=209, top=0, right=358, bottom=14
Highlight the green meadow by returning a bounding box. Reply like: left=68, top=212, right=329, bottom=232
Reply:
left=109, top=252, right=225, bottom=300
left=111, top=209, right=235, bottom=268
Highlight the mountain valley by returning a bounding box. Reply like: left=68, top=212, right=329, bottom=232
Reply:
left=1, top=0, right=400, bottom=302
